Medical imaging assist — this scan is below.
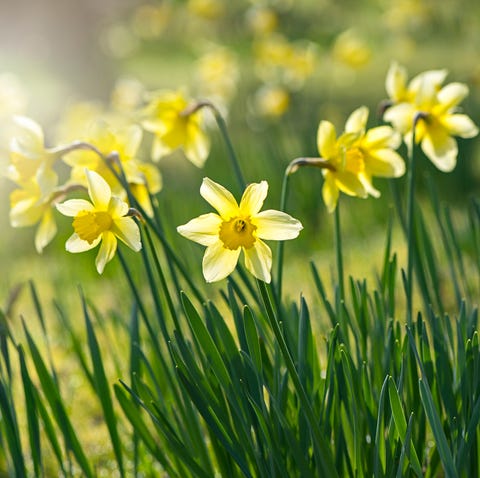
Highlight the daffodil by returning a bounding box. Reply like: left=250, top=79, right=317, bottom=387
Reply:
left=63, top=120, right=162, bottom=216
left=56, top=169, right=141, bottom=274
left=142, top=90, right=210, bottom=167
left=177, top=177, right=303, bottom=283
left=384, top=63, right=479, bottom=171
left=317, top=106, right=405, bottom=212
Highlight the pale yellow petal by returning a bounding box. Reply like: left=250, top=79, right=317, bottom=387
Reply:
left=366, top=149, right=406, bottom=177
left=177, top=213, right=222, bottom=246
left=385, top=62, right=407, bottom=102
left=317, top=121, right=337, bottom=159
left=200, top=177, right=238, bottom=217
left=240, top=181, right=268, bottom=216
left=345, top=106, right=368, bottom=134
left=66, top=233, right=100, bottom=253
left=10, top=196, right=42, bottom=226
left=359, top=173, right=380, bottom=198
left=440, top=114, right=479, bottom=139
left=335, top=171, right=368, bottom=197
left=151, top=136, right=172, bottom=161
left=123, top=125, right=143, bottom=159
left=322, top=172, right=339, bottom=213
left=35, top=208, right=57, bottom=253
left=112, top=217, right=141, bottom=251
left=254, top=210, right=302, bottom=240
left=421, top=127, right=457, bottom=172
left=37, top=167, right=58, bottom=197
left=383, top=103, right=416, bottom=134
left=363, top=126, right=400, bottom=150
left=95, top=231, right=118, bottom=274
left=437, top=83, right=469, bottom=112
left=202, top=240, right=240, bottom=282
left=108, top=196, right=129, bottom=219
left=86, top=169, right=111, bottom=210
left=56, top=199, right=94, bottom=217
left=12, top=115, right=44, bottom=153
left=244, top=239, right=272, bottom=283
left=184, top=126, right=210, bottom=168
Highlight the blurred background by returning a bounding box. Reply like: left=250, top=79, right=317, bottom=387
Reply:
left=1, top=0, right=480, bottom=309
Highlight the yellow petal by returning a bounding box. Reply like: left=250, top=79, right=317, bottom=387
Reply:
left=317, top=121, right=337, bottom=159
left=108, top=196, right=129, bottom=219
left=184, top=125, right=210, bottom=168
left=345, top=106, right=368, bottom=134
left=86, top=169, right=111, bottom=210
left=200, top=177, right=238, bottom=218
left=437, top=82, right=469, bottom=112
left=363, top=126, right=400, bottom=150
left=95, top=231, right=118, bottom=274
left=243, top=239, right=272, bottom=283
left=202, top=240, right=240, bottom=282
left=112, top=216, right=141, bottom=251
left=66, top=233, right=100, bottom=253
left=366, top=149, right=406, bottom=177
left=440, top=114, right=479, bottom=139
left=56, top=199, right=94, bottom=217
left=383, top=103, right=416, bottom=135
left=421, top=126, right=457, bottom=172
left=254, top=210, right=303, bottom=240
left=240, top=181, right=268, bottom=216
left=385, top=62, right=407, bottom=102
left=177, top=213, right=222, bottom=246
left=35, top=208, right=57, bottom=253
left=334, top=171, right=368, bottom=197
left=322, top=172, right=339, bottom=213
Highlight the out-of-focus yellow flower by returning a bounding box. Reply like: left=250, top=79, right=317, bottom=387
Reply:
left=195, top=47, right=239, bottom=107
left=254, top=85, right=290, bottom=118
left=384, top=63, right=479, bottom=171
left=245, top=6, right=278, bottom=36
left=110, top=77, right=145, bottom=114
left=9, top=179, right=58, bottom=253
left=142, top=90, right=210, bottom=167
left=332, top=30, right=371, bottom=69
left=177, top=177, right=302, bottom=283
left=63, top=121, right=161, bottom=216
left=187, top=0, right=224, bottom=20
left=56, top=169, right=141, bottom=274
left=317, top=106, right=405, bottom=212
left=131, top=3, right=170, bottom=39
left=0, top=73, right=28, bottom=117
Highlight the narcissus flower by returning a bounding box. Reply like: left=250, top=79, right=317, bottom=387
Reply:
left=384, top=62, right=479, bottom=171
left=177, top=177, right=303, bottom=283
left=142, top=90, right=210, bottom=167
left=56, top=169, right=141, bottom=274
left=317, top=106, right=405, bottom=212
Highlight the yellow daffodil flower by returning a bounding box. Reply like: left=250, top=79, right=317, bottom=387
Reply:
left=177, top=177, right=303, bottom=283
left=9, top=179, right=58, bottom=253
left=317, top=107, right=405, bottom=212
left=142, top=90, right=210, bottom=167
left=64, top=120, right=162, bottom=216
left=384, top=63, right=479, bottom=171
left=56, top=169, right=141, bottom=274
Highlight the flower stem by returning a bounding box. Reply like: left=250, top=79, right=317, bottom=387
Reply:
left=406, top=119, right=419, bottom=326
left=334, top=199, right=345, bottom=304
left=275, top=169, right=290, bottom=300
left=258, top=280, right=338, bottom=477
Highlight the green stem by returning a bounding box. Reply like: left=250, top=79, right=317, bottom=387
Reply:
left=258, top=280, right=338, bottom=478
left=334, top=199, right=345, bottom=304
left=275, top=169, right=290, bottom=301
left=406, top=119, right=419, bottom=326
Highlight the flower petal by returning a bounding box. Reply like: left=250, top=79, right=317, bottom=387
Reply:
left=366, top=149, right=406, bottom=177
left=317, top=120, right=337, bottom=159
left=345, top=106, right=368, bottom=134
left=86, top=169, right=111, bottom=210
left=66, top=233, right=100, bottom=253
left=108, top=196, right=129, bottom=218
left=421, top=127, right=458, bottom=172
left=363, top=126, right=400, bottom=150
left=200, top=177, right=238, bottom=218
left=385, top=62, right=408, bottom=102
left=95, top=231, right=118, bottom=274
left=202, top=240, right=240, bottom=282
left=184, top=126, right=210, bottom=168
left=254, top=210, right=303, bottom=240
left=322, top=172, right=339, bottom=213
left=177, top=213, right=222, bottom=246
left=56, top=199, right=94, bottom=217
left=383, top=103, right=416, bottom=134
left=112, top=217, right=141, bottom=251
left=440, top=114, right=479, bottom=139
left=334, top=171, right=367, bottom=197
left=240, top=181, right=268, bottom=216
left=244, top=239, right=272, bottom=283
left=437, top=82, right=469, bottom=112
left=35, top=208, right=57, bottom=253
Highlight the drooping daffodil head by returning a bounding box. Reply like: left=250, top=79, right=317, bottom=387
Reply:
left=141, top=90, right=210, bottom=168
left=56, top=169, right=141, bottom=274
left=177, top=177, right=303, bottom=283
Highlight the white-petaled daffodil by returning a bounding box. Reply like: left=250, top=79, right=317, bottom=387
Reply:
left=56, top=169, right=141, bottom=274
left=177, top=177, right=303, bottom=283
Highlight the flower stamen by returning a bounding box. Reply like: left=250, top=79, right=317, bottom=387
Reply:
left=219, top=216, right=257, bottom=250
left=73, top=210, right=112, bottom=244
